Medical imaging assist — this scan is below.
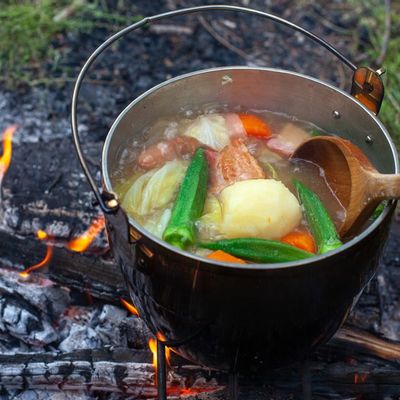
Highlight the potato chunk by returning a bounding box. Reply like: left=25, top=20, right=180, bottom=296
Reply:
left=220, top=179, right=302, bottom=240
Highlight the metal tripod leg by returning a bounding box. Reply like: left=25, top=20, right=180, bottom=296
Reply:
left=302, top=359, right=312, bottom=400
left=228, top=371, right=238, bottom=400
left=157, top=339, right=167, bottom=400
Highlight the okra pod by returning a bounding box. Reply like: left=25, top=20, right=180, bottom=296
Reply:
left=199, top=238, right=313, bottom=263
left=163, top=148, right=208, bottom=249
left=294, top=179, right=342, bottom=254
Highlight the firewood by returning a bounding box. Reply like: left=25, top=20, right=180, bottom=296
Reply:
left=1, top=346, right=400, bottom=398
left=0, top=347, right=224, bottom=399
left=0, top=229, right=127, bottom=303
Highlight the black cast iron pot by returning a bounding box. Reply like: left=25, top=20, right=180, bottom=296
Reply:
left=71, top=6, right=398, bottom=374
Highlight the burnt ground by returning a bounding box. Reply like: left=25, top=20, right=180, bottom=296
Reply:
left=0, top=0, right=399, bottom=399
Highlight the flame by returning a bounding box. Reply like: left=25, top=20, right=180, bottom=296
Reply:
left=19, top=215, right=106, bottom=278
left=0, top=125, right=17, bottom=184
left=67, top=215, right=105, bottom=252
left=149, top=338, right=158, bottom=368
left=148, top=333, right=171, bottom=370
left=157, top=332, right=171, bottom=365
left=120, top=297, right=139, bottom=317
left=354, top=373, right=368, bottom=384
left=19, top=230, right=53, bottom=278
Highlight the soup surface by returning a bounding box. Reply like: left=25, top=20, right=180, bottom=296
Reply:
left=112, top=109, right=358, bottom=263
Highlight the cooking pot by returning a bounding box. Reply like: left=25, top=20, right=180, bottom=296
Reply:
left=71, top=5, right=398, bottom=374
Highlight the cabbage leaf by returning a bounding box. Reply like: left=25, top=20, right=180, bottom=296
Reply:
left=183, top=114, right=229, bottom=150
left=122, top=160, right=187, bottom=217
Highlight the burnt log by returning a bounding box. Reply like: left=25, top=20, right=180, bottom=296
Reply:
left=0, top=347, right=224, bottom=399
left=0, top=229, right=127, bottom=303
left=1, top=345, right=400, bottom=398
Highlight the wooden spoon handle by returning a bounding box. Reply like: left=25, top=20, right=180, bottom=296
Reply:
left=369, top=173, right=400, bottom=200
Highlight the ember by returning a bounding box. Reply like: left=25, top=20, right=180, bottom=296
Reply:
left=0, top=125, right=17, bottom=186
left=354, top=372, right=368, bottom=384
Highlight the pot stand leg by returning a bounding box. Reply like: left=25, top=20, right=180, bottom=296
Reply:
left=301, top=359, right=312, bottom=400
left=228, top=371, right=239, bottom=400
left=157, top=340, right=167, bottom=400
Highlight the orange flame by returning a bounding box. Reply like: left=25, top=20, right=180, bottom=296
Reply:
left=148, top=333, right=171, bottom=371
left=19, top=230, right=53, bottom=278
left=120, top=297, right=139, bottom=317
left=149, top=337, right=158, bottom=369
left=67, top=215, right=105, bottom=252
left=157, top=332, right=171, bottom=365
left=0, top=125, right=17, bottom=184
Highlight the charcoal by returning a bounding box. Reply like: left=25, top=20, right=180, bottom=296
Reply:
left=0, top=269, right=70, bottom=349
left=58, top=305, right=131, bottom=352
left=120, top=316, right=152, bottom=349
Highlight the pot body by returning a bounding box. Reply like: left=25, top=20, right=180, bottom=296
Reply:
left=103, top=68, right=398, bottom=372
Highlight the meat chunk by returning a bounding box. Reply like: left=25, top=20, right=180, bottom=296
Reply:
left=206, top=138, right=266, bottom=194
left=137, top=136, right=200, bottom=170
left=267, top=123, right=310, bottom=158
left=224, top=113, right=246, bottom=138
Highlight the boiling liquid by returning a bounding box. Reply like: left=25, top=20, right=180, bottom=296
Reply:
left=112, top=109, right=346, bottom=246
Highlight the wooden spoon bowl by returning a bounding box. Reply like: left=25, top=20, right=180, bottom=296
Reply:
left=292, top=136, right=400, bottom=237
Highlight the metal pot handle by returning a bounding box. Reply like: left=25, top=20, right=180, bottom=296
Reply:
left=71, top=4, right=383, bottom=213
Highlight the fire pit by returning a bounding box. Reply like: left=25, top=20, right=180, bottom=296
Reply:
left=1, top=2, right=400, bottom=399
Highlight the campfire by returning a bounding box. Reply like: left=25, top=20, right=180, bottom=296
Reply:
left=1, top=2, right=400, bottom=399
left=1, top=114, right=400, bottom=400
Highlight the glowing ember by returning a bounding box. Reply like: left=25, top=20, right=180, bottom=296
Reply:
left=19, top=230, right=53, bottom=278
left=354, top=372, right=368, bottom=384
left=0, top=125, right=17, bottom=185
left=173, top=388, right=220, bottom=396
left=120, top=297, right=139, bottom=317
left=67, top=215, right=105, bottom=252
left=36, top=229, right=48, bottom=240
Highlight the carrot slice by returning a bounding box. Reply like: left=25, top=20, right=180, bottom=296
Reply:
left=281, top=231, right=316, bottom=254
left=207, top=250, right=246, bottom=264
left=238, top=114, right=272, bottom=138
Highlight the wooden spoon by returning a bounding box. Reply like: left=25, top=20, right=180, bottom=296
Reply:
left=291, top=136, right=400, bottom=237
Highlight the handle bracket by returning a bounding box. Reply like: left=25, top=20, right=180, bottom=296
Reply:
left=351, top=67, right=385, bottom=114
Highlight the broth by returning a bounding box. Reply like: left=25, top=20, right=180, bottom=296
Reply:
left=112, top=108, right=349, bottom=262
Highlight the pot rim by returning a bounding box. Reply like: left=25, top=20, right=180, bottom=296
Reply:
left=102, top=66, right=399, bottom=271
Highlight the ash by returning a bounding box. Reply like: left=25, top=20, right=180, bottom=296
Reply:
left=0, top=269, right=149, bottom=355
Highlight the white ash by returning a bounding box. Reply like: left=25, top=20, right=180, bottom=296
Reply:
left=57, top=305, right=148, bottom=352
left=0, top=270, right=70, bottom=350
left=7, top=390, right=93, bottom=400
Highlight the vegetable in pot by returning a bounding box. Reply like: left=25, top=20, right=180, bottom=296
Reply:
left=238, top=114, right=272, bottom=138
left=207, top=250, right=246, bottom=264
left=163, top=148, right=209, bottom=249
left=122, top=159, right=187, bottom=216
left=219, top=179, right=302, bottom=240
left=200, top=238, right=313, bottom=263
left=281, top=231, right=316, bottom=253
left=183, top=114, right=230, bottom=150
left=294, top=179, right=342, bottom=254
